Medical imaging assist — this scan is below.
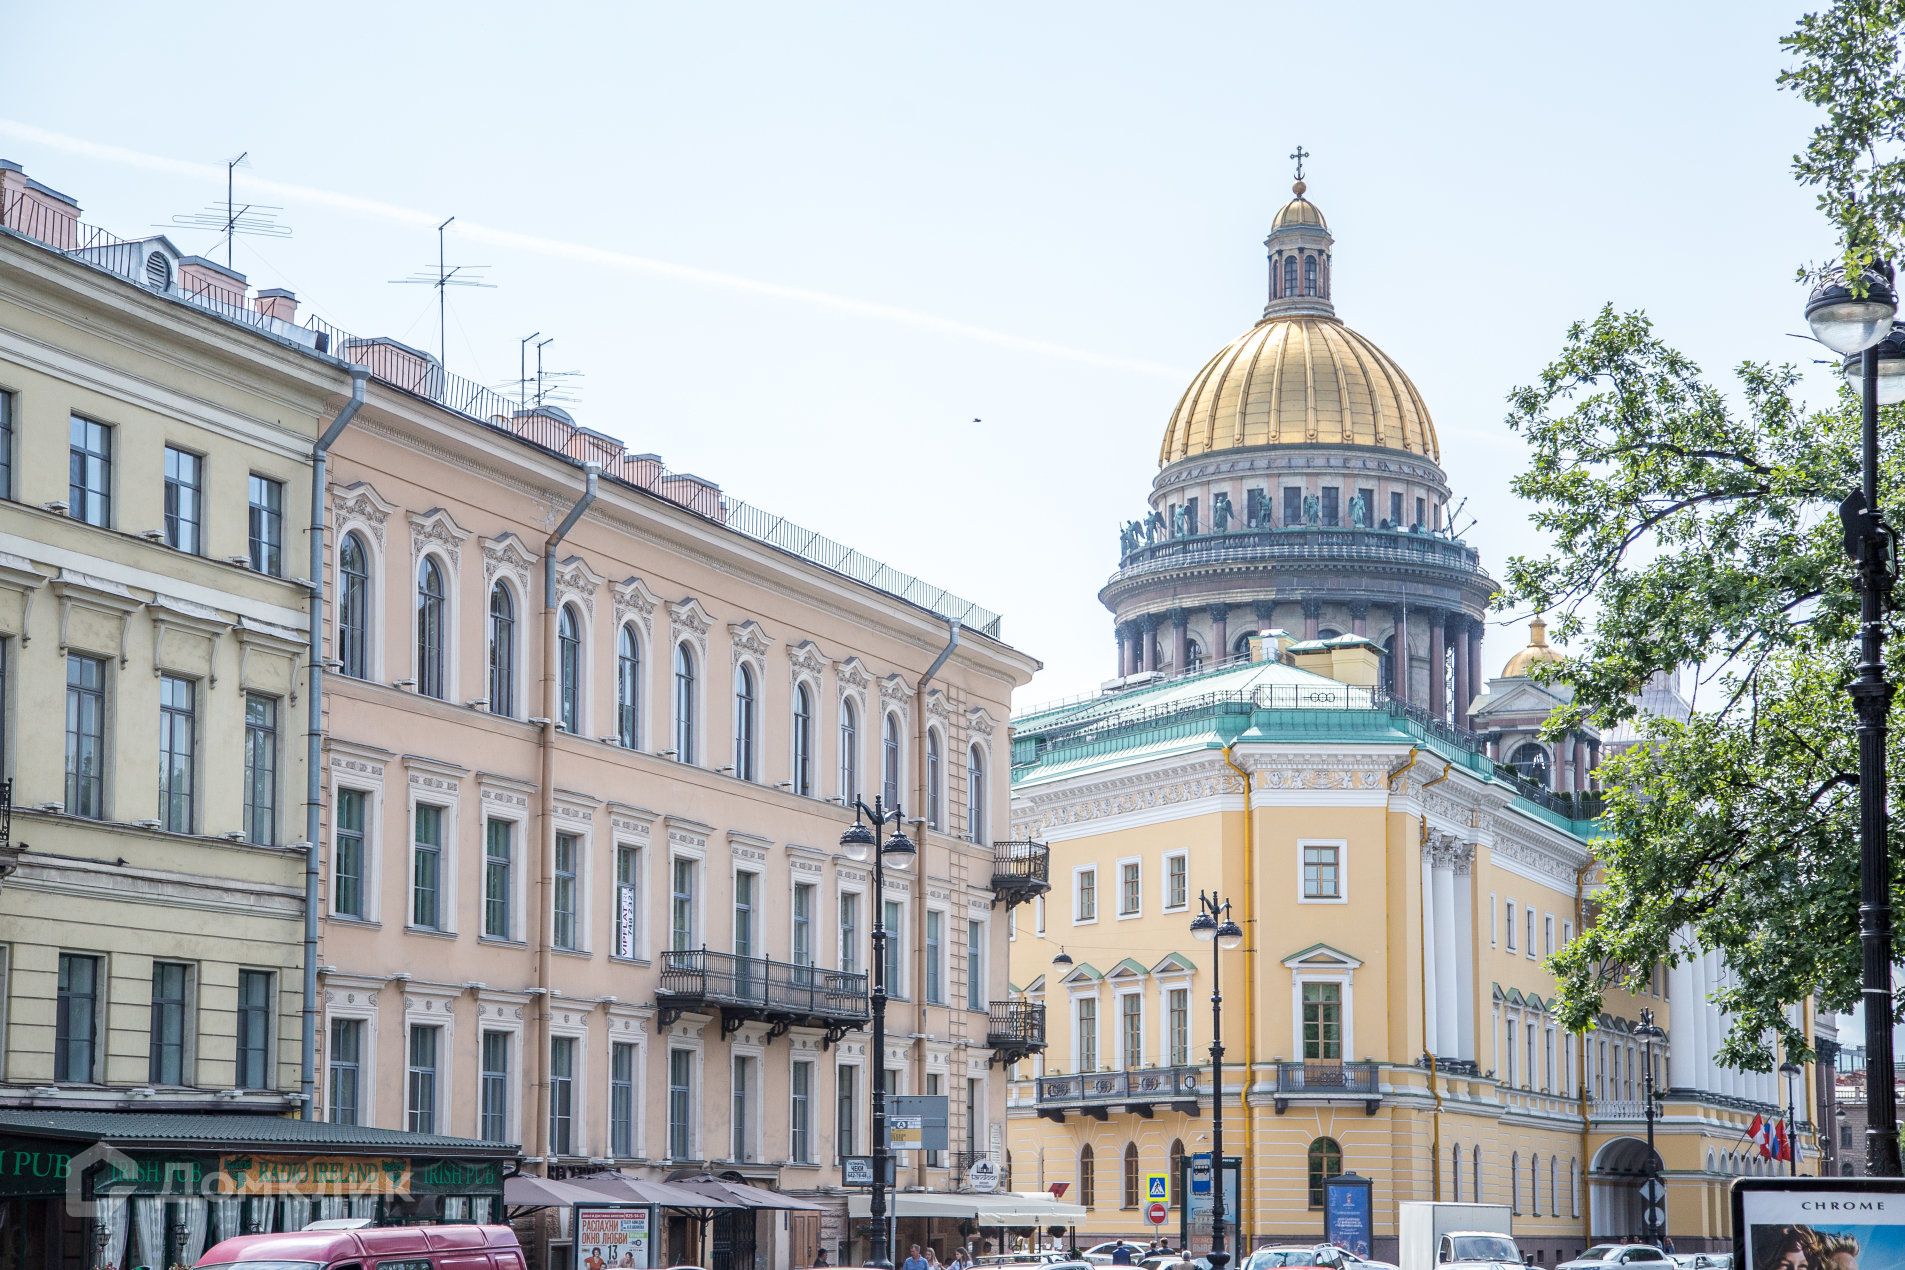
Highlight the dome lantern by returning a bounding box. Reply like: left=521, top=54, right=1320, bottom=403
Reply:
left=1264, top=151, right=1334, bottom=321
left=1502, top=616, right=1565, bottom=678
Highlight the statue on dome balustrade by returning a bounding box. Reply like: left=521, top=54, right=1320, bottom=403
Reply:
left=1348, top=494, right=1367, bottom=527
left=1211, top=492, right=1234, bottom=531
left=1303, top=493, right=1321, bottom=525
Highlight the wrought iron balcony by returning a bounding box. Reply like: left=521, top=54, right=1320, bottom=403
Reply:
left=990, top=839, right=1051, bottom=906
left=1270, top=1061, right=1382, bottom=1115
left=1035, top=1065, right=1201, bottom=1121
left=985, top=1000, right=1046, bottom=1066
left=656, top=949, right=868, bottom=1045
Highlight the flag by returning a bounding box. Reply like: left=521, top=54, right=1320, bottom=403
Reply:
left=1773, top=1120, right=1791, bottom=1162
left=1747, top=1114, right=1771, bottom=1159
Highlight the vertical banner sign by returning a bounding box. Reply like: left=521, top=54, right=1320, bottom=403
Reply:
left=616, top=882, right=637, bottom=959
left=1323, top=1174, right=1374, bottom=1259
left=576, top=1205, right=651, bottom=1270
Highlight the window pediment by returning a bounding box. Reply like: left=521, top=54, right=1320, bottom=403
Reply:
left=1280, top=942, right=1363, bottom=971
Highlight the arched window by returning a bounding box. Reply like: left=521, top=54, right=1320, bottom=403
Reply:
left=1233, top=632, right=1256, bottom=659
left=840, top=698, right=860, bottom=802
left=1473, top=1145, right=1483, bottom=1202
left=791, top=683, right=816, bottom=796
left=881, top=711, right=902, bottom=806
left=338, top=532, right=370, bottom=680
left=1284, top=255, right=1298, bottom=298
left=415, top=556, right=447, bottom=699
left=1304, top=255, right=1318, bottom=295
left=1271, top=254, right=1281, bottom=298
left=926, top=728, right=944, bottom=830
left=1530, top=1153, right=1541, bottom=1216
left=1452, top=1143, right=1462, bottom=1201
left=1169, top=1140, right=1185, bottom=1209
left=1306, top=1137, right=1342, bottom=1209
left=1570, top=1157, right=1579, bottom=1217
left=1511, top=1151, right=1521, bottom=1214
left=733, top=662, right=758, bottom=781
left=1549, top=1156, right=1559, bottom=1216
left=673, top=642, right=697, bottom=763
left=1079, top=1145, right=1095, bottom=1210
left=1122, top=1143, right=1140, bottom=1208
left=1509, top=741, right=1551, bottom=788
left=557, top=603, right=582, bottom=732
left=487, top=582, right=516, bottom=717
left=616, top=625, right=642, bottom=749
left=1185, top=638, right=1204, bottom=672
left=968, top=745, right=989, bottom=846
left=1382, top=634, right=1398, bottom=696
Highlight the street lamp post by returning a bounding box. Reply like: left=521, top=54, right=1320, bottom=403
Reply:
left=1636, top=1008, right=1665, bottom=1244
left=1782, top=1061, right=1804, bottom=1178
left=1808, top=268, right=1905, bottom=1176
left=1189, top=891, right=1244, bottom=1270
left=839, top=796, right=917, bottom=1270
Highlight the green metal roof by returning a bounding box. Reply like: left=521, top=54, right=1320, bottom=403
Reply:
left=0, top=1110, right=515, bottom=1155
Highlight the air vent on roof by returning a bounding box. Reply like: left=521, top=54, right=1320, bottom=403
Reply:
left=144, top=251, right=172, bottom=290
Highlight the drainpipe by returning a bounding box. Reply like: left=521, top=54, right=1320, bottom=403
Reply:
left=530, top=463, right=599, bottom=1162
left=1418, top=761, right=1453, bottom=1196
left=301, top=366, right=370, bottom=1119
left=1220, top=744, right=1256, bottom=1251
left=910, top=618, right=960, bottom=1187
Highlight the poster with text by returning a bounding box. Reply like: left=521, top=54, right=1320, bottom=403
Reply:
left=1736, top=1179, right=1905, bottom=1270
left=576, top=1205, right=651, bottom=1270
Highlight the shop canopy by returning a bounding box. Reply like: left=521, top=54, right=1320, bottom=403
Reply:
left=667, top=1176, right=822, bottom=1211
left=846, top=1192, right=1088, bottom=1224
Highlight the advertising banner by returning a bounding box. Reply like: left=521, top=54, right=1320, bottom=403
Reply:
left=1735, top=1178, right=1905, bottom=1270
left=1324, top=1174, right=1374, bottom=1258
left=576, top=1205, right=651, bottom=1270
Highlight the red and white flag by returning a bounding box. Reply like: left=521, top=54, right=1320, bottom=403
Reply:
left=1747, top=1113, right=1772, bottom=1158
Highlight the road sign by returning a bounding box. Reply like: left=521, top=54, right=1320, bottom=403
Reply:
left=841, top=1156, right=895, bottom=1187
left=1147, top=1201, right=1169, bottom=1226
left=1190, top=1153, right=1213, bottom=1196
left=1145, top=1172, right=1170, bottom=1204
left=968, top=1159, right=999, bottom=1193
left=887, top=1096, right=949, bottom=1151
left=1639, top=1177, right=1666, bottom=1205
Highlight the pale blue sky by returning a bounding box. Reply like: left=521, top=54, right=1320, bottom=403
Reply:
left=3, top=0, right=1840, bottom=703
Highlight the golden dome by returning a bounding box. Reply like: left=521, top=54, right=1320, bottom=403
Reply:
left=1502, top=616, right=1565, bottom=677
left=1272, top=179, right=1327, bottom=230
left=1158, top=315, right=1440, bottom=464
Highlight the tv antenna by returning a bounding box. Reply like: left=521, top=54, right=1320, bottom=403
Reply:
left=389, top=216, right=492, bottom=376
left=164, top=151, right=292, bottom=270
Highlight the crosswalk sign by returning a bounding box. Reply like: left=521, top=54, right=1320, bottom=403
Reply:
left=1145, top=1172, right=1170, bottom=1204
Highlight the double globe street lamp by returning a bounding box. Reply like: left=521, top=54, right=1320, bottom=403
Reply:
left=839, top=796, right=917, bottom=1270
left=1806, top=267, right=1905, bottom=1176
left=1635, top=1007, right=1665, bottom=1244
left=1189, top=891, right=1244, bottom=1270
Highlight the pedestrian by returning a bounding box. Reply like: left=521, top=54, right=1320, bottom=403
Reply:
left=928, top=1246, right=944, bottom=1270
left=1113, top=1244, right=1136, bottom=1266
left=949, top=1250, right=967, bottom=1270
left=814, top=1250, right=832, bottom=1269
left=905, top=1245, right=930, bottom=1270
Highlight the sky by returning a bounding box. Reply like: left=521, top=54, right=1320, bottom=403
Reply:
left=0, top=0, right=1847, bottom=708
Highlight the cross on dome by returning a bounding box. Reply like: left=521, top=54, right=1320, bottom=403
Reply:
left=1290, top=144, right=1309, bottom=182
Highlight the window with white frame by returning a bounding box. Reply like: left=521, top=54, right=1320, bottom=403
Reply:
left=881, top=711, right=902, bottom=806
left=966, top=918, right=984, bottom=1012
left=839, top=890, right=861, bottom=974
left=488, top=583, right=517, bottom=717
left=328, top=1016, right=364, bottom=1125
left=480, top=1029, right=511, bottom=1143
left=794, top=882, right=817, bottom=969
left=407, top=1023, right=441, bottom=1133
left=732, top=663, right=759, bottom=781
left=616, top=625, right=642, bottom=748
left=1118, top=860, right=1141, bottom=917
left=610, top=1040, right=638, bottom=1157
left=836, top=1062, right=859, bottom=1158
left=415, top=556, right=448, bottom=701
left=1301, top=982, right=1343, bottom=1060
left=926, top=727, right=943, bottom=830
left=1074, top=996, right=1099, bottom=1071
left=967, top=743, right=988, bottom=845
left=839, top=697, right=860, bottom=802
left=1167, top=987, right=1190, bottom=1065
left=1075, top=867, right=1097, bottom=923
left=673, top=643, right=698, bottom=763
left=731, top=1053, right=757, bottom=1162
left=925, top=909, right=945, bottom=1004
left=613, top=844, right=642, bottom=959
left=1118, top=993, right=1143, bottom=1068
left=667, top=1047, right=695, bottom=1159
left=1544, top=914, right=1555, bottom=957
left=412, top=802, right=446, bottom=931
left=671, top=856, right=699, bottom=951
left=553, top=832, right=581, bottom=951
left=882, top=898, right=905, bottom=996
left=1505, top=900, right=1518, bottom=951
left=1489, top=891, right=1498, bottom=944
left=792, top=682, right=816, bottom=796
left=790, top=1058, right=815, bottom=1163
left=1301, top=842, right=1344, bottom=900
left=483, top=818, right=515, bottom=940
left=557, top=604, right=583, bottom=734
left=1526, top=908, right=1536, bottom=958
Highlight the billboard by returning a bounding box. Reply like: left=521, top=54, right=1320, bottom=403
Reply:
left=1324, top=1175, right=1373, bottom=1259
left=576, top=1205, right=651, bottom=1270
left=1734, top=1178, right=1905, bottom=1270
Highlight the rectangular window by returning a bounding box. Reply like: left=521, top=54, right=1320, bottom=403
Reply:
left=670, top=857, right=696, bottom=951
left=248, top=474, right=284, bottom=575
left=56, top=952, right=102, bottom=1082
left=1506, top=901, right=1518, bottom=951
left=611, top=1042, right=637, bottom=1157
left=1118, top=860, right=1141, bottom=916
left=1357, top=486, right=1375, bottom=522
left=1507, top=1018, right=1518, bottom=1086
left=1035, top=894, right=1046, bottom=936
left=1075, top=867, right=1097, bottom=922
left=1076, top=997, right=1098, bottom=1071
left=1302, top=843, right=1342, bottom=899
left=925, top=910, right=944, bottom=1004
left=64, top=654, right=106, bottom=819
left=0, top=390, right=11, bottom=499
left=791, top=1059, right=814, bottom=1163
left=158, top=674, right=196, bottom=833
left=549, top=1035, right=576, bottom=1156
left=614, top=844, right=642, bottom=959
left=1119, top=994, right=1143, bottom=1068
left=1562, top=920, right=1573, bottom=948
left=407, top=1024, right=440, bottom=1133
left=1282, top=486, right=1302, bottom=527
left=1302, top=981, right=1343, bottom=1060
left=69, top=415, right=111, bottom=526
left=668, top=1048, right=693, bottom=1159
left=1544, top=914, right=1555, bottom=957
left=328, top=1017, right=362, bottom=1124
left=883, top=899, right=904, bottom=995
left=966, top=1076, right=982, bottom=1153
left=1168, top=987, right=1190, bottom=1066
left=163, top=447, right=202, bottom=554
left=1416, top=496, right=1427, bottom=528
left=967, top=918, right=984, bottom=1012
left=1321, top=486, right=1340, bottom=526
left=1165, top=853, right=1188, bottom=910
left=242, top=693, right=278, bottom=845
left=334, top=789, right=367, bottom=918
left=836, top=1065, right=858, bottom=1158
left=793, top=882, right=816, bottom=968
left=1526, top=909, right=1536, bottom=958
left=481, top=1030, right=511, bottom=1143
left=731, top=1054, right=755, bottom=1161
left=733, top=870, right=757, bottom=961
left=1389, top=491, right=1404, bottom=525
left=149, top=961, right=191, bottom=1085
left=839, top=891, right=860, bottom=974
left=412, top=804, right=444, bottom=930
left=235, top=969, right=272, bottom=1090
left=553, top=832, right=579, bottom=951
left=1544, top=1028, right=1556, bottom=1092
left=485, top=819, right=515, bottom=939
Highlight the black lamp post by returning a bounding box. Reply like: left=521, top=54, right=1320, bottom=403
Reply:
left=1808, top=268, right=1905, bottom=1176
left=1189, top=890, right=1243, bottom=1269
left=1636, top=1008, right=1665, bottom=1244
left=1781, top=1060, right=1804, bottom=1178
left=839, top=795, right=916, bottom=1270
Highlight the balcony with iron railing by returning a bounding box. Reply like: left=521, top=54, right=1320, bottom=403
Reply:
left=1035, top=1065, right=1201, bottom=1121
left=985, top=1000, right=1046, bottom=1066
left=1269, top=1061, right=1382, bottom=1114
left=989, top=839, right=1051, bottom=906
left=657, top=949, right=868, bottom=1045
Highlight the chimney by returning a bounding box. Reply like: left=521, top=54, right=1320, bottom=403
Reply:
left=254, top=288, right=298, bottom=324
left=1286, top=633, right=1382, bottom=688
left=565, top=427, right=625, bottom=469
left=177, top=256, right=249, bottom=310
left=0, top=160, right=81, bottom=249
left=1245, top=628, right=1296, bottom=664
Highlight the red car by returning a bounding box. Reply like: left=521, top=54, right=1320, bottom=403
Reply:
left=196, top=1223, right=526, bottom=1270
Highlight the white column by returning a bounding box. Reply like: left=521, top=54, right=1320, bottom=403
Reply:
left=1434, top=849, right=1460, bottom=1058
left=1689, top=952, right=1711, bottom=1094
left=1421, top=840, right=1440, bottom=1058
left=1668, top=952, right=1695, bottom=1089
left=1454, top=849, right=1477, bottom=1061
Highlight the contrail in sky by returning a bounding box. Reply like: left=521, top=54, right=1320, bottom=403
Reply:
left=0, top=119, right=1182, bottom=380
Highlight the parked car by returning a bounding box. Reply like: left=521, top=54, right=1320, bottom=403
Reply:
left=1672, top=1257, right=1732, bottom=1270
left=1558, top=1248, right=1673, bottom=1270
left=1339, top=1250, right=1399, bottom=1270
left=1245, top=1247, right=1350, bottom=1270
left=198, top=1224, right=525, bottom=1270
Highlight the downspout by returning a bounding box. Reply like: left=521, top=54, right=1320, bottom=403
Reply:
left=1220, top=745, right=1255, bottom=1250
left=531, top=462, right=599, bottom=1161
left=302, top=365, right=369, bottom=1119
left=1418, top=760, right=1453, bottom=1197
left=910, top=618, right=960, bottom=1188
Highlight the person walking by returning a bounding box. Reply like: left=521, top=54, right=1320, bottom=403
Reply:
left=904, top=1246, right=929, bottom=1270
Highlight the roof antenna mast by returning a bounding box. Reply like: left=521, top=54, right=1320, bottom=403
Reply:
left=389, top=216, right=493, bottom=376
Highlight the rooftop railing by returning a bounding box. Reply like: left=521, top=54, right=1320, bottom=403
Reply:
left=1112, top=524, right=1488, bottom=580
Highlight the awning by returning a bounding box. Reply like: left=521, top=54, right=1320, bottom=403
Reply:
left=846, top=1192, right=1087, bottom=1223
left=504, top=1176, right=614, bottom=1210
left=574, top=1175, right=743, bottom=1210
left=670, top=1177, right=821, bottom=1211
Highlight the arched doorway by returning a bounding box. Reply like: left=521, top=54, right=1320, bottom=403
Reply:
left=1590, top=1136, right=1662, bottom=1239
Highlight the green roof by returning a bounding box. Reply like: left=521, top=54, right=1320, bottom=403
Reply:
left=0, top=1110, right=515, bottom=1155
